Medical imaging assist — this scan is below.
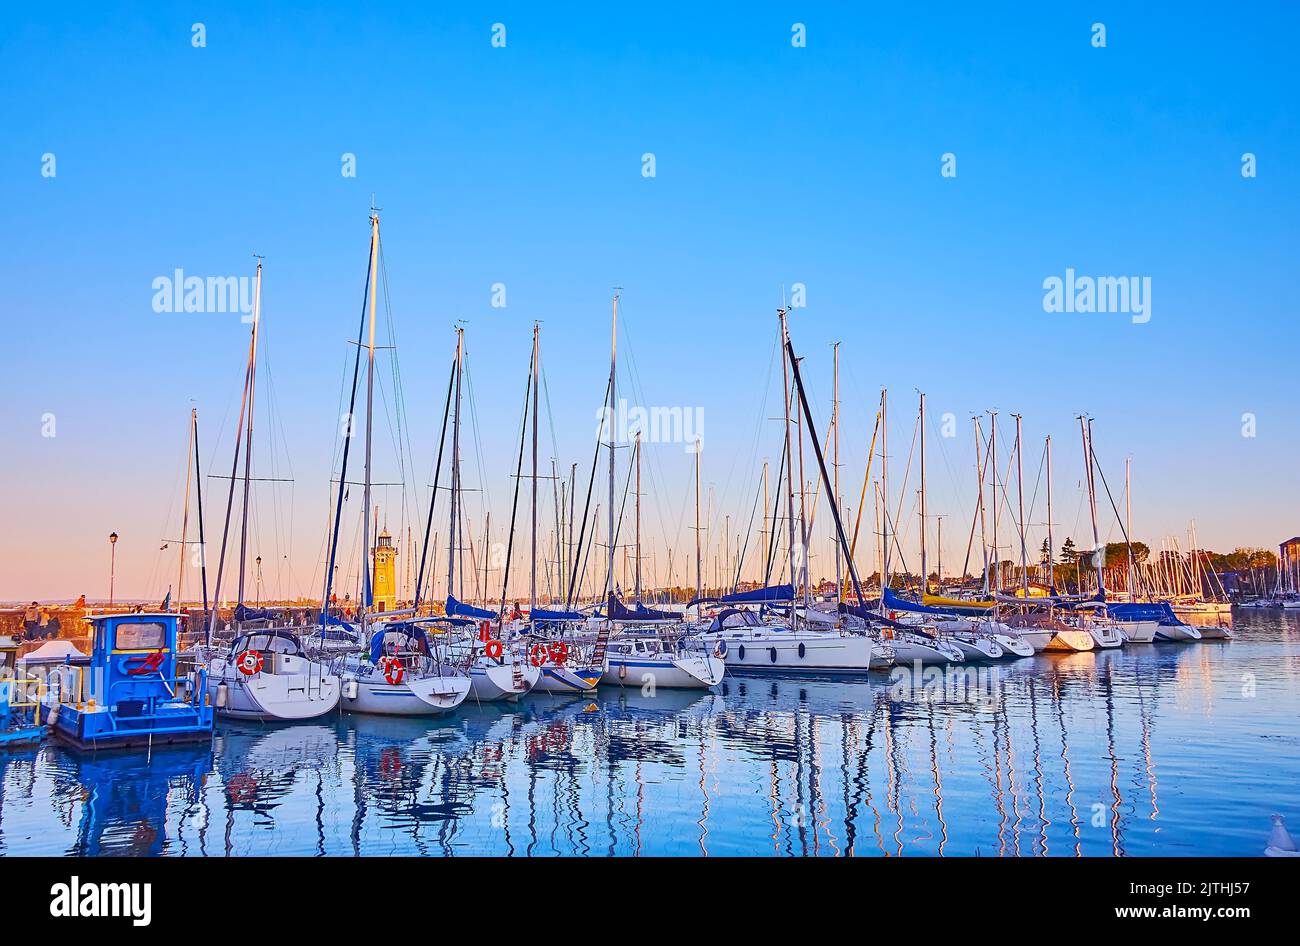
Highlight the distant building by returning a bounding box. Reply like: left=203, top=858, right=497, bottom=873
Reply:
left=372, top=529, right=397, bottom=612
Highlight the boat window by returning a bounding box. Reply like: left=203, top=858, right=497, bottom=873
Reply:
left=115, top=622, right=166, bottom=650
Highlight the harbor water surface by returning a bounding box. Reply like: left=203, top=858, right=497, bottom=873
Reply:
left=2, top=611, right=1296, bottom=856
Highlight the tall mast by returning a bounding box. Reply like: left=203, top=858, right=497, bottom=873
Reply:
left=1014, top=413, right=1028, bottom=599
left=795, top=381, right=811, bottom=608
left=1046, top=435, right=1055, bottom=592
left=973, top=416, right=990, bottom=595
left=194, top=410, right=210, bottom=616
left=360, top=215, right=379, bottom=630
left=1081, top=417, right=1104, bottom=596
left=761, top=460, right=769, bottom=586
left=989, top=410, right=999, bottom=592
left=236, top=259, right=262, bottom=610
left=879, top=387, right=889, bottom=612
left=833, top=342, right=842, bottom=599
left=606, top=292, right=618, bottom=609
left=694, top=439, right=702, bottom=607
left=176, top=407, right=196, bottom=608
left=1126, top=458, right=1136, bottom=598
left=919, top=391, right=927, bottom=593
left=530, top=322, right=539, bottom=615
left=779, top=308, right=798, bottom=625
left=447, top=327, right=464, bottom=605
left=635, top=431, right=642, bottom=603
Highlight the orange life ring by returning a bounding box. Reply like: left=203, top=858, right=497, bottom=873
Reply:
left=485, top=639, right=504, bottom=660
left=380, top=656, right=404, bottom=686
left=547, top=641, right=569, bottom=663
left=236, top=650, right=264, bottom=676
left=529, top=642, right=550, bottom=667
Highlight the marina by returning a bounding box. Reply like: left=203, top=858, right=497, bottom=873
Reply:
left=0, top=609, right=1294, bottom=857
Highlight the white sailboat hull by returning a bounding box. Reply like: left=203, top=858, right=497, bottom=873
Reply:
left=1114, top=619, right=1158, bottom=643
left=992, top=634, right=1035, bottom=658
left=532, top=664, right=603, bottom=694
left=467, top=662, right=540, bottom=702
left=708, top=630, right=875, bottom=674
left=342, top=670, right=472, bottom=715
left=602, top=653, right=724, bottom=689
left=210, top=656, right=341, bottom=721
left=1089, top=625, right=1125, bottom=648
left=1154, top=623, right=1202, bottom=642
left=888, top=635, right=962, bottom=665
left=947, top=636, right=1003, bottom=661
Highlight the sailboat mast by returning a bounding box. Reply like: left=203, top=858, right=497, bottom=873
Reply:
left=236, top=260, right=262, bottom=611
left=1046, top=435, right=1055, bottom=592
left=1081, top=417, right=1104, bottom=596
left=194, top=410, right=210, bottom=615
left=448, top=327, right=463, bottom=606
left=1014, top=413, right=1028, bottom=599
left=919, top=391, right=927, bottom=593
left=779, top=308, right=798, bottom=625
left=635, top=431, right=642, bottom=603
left=176, top=407, right=196, bottom=608
left=360, top=215, right=380, bottom=630
left=607, top=293, right=618, bottom=608
left=1126, top=458, right=1136, bottom=598
left=833, top=342, right=842, bottom=599
left=973, top=416, right=990, bottom=595
left=530, top=322, right=539, bottom=615
left=694, top=439, right=702, bottom=607
left=989, top=411, right=999, bottom=592
left=879, top=387, right=889, bottom=612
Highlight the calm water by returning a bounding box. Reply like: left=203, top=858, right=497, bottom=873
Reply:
left=2, top=611, right=1297, bottom=857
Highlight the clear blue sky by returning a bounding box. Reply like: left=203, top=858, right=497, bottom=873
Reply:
left=2, top=2, right=1296, bottom=601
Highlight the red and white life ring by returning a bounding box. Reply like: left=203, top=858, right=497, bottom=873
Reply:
left=547, top=641, right=569, bottom=664
left=380, top=656, right=404, bottom=686
left=529, top=642, right=550, bottom=667
left=485, top=639, right=504, bottom=660
left=236, top=650, right=264, bottom=676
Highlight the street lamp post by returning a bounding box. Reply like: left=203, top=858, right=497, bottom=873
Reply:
left=256, top=555, right=263, bottom=607
left=109, top=532, right=119, bottom=606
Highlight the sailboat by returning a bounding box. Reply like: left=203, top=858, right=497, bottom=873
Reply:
left=440, top=325, right=539, bottom=702
left=327, top=212, right=471, bottom=716
left=1077, top=417, right=1123, bottom=649
left=593, top=294, right=724, bottom=689
left=695, top=311, right=880, bottom=673
left=204, top=259, right=341, bottom=721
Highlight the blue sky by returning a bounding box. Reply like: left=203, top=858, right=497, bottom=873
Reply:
left=1, top=3, right=1296, bottom=601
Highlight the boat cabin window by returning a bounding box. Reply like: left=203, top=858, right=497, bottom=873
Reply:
left=115, top=622, right=166, bottom=650
left=235, top=633, right=300, bottom=656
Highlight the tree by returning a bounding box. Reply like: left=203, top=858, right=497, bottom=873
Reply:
left=1040, top=539, right=1052, bottom=567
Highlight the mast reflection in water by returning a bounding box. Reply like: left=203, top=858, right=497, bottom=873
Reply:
left=1, top=611, right=1295, bottom=857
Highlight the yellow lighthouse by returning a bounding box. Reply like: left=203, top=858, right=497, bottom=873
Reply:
left=372, top=528, right=398, bottom=612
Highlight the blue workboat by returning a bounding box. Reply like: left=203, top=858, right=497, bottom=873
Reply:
left=48, top=612, right=214, bottom=751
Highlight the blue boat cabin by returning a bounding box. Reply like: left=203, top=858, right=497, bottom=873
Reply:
left=49, top=612, right=213, bottom=751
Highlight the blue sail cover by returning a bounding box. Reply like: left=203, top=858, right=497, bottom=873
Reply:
left=607, top=594, right=678, bottom=622
left=882, top=587, right=957, bottom=616
left=369, top=623, right=431, bottom=662
left=687, top=584, right=795, bottom=607
left=1107, top=601, right=1181, bottom=623
left=532, top=607, right=585, bottom=621
left=234, top=604, right=275, bottom=621
left=445, top=595, right=498, bottom=620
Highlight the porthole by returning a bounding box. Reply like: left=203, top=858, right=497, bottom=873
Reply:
left=798, top=643, right=806, bottom=659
